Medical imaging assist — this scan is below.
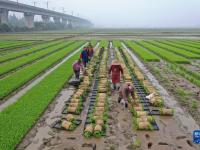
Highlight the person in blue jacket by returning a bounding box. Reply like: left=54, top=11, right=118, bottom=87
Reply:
left=80, top=47, right=88, bottom=67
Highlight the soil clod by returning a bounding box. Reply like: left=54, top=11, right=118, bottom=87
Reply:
left=176, top=135, right=187, bottom=140
left=145, top=134, right=150, bottom=139
left=186, top=140, right=193, bottom=147
left=158, top=142, right=169, bottom=145
left=147, top=142, right=153, bottom=149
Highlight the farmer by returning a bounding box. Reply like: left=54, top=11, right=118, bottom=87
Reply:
left=118, top=82, right=136, bottom=108
left=86, top=46, right=90, bottom=62
left=99, top=47, right=104, bottom=59
left=89, top=44, right=94, bottom=58
left=109, top=60, right=123, bottom=90
left=80, top=47, right=88, bottom=67
left=72, top=59, right=83, bottom=79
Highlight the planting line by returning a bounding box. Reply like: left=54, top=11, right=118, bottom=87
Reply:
left=0, top=43, right=88, bottom=112
left=122, top=43, right=199, bottom=135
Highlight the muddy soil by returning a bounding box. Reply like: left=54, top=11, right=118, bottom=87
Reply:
left=17, top=42, right=200, bottom=150
left=180, top=64, right=200, bottom=73
left=147, top=61, right=200, bottom=126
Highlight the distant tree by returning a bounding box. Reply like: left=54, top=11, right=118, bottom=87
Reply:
left=0, top=23, right=13, bottom=32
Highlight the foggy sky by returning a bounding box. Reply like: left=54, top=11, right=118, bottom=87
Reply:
left=10, top=0, right=200, bottom=28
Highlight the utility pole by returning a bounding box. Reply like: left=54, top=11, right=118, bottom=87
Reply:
left=46, top=1, right=49, bottom=9
left=62, top=7, right=65, bottom=13
left=71, top=11, right=73, bottom=16
left=33, top=1, right=36, bottom=7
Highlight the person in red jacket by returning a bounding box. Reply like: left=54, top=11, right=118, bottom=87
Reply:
left=109, top=60, right=123, bottom=90
left=89, top=45, right=94, bottom=58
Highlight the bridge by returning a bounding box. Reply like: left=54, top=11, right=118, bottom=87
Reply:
left=0, top=0, right=93, bottom=28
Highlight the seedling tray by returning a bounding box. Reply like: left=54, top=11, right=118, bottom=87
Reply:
left=150, top=110, right=160, bottom=115
left=52, top=119, right=82, bottom=131
left=62, top=106, right=82, bottom=115
left=151, top=121, right=159, bottom=130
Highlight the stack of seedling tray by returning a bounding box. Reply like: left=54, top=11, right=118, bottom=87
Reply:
left=84, top=47, right=109, bottom=138
left=118, top=47, right=159, bottom=131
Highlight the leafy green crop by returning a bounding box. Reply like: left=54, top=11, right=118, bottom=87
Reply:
left=0, top=51, right=81, bottom=150
left=123, top=40, right=160, bottom=62
left=113, top=40, right=122, bottom=48
left=99, top=40, right=109, bottom=48
left=0, top=41, right=74, bottom=76
left=160, top=40, right=200, bottom=55
left=90, top=40, right=98, bottom=47
left=0, top=41, right=85, bottom=100
left=0, top=41, right=33, bottom=49
left=180, top=40, right=200, bottom=47
left=137, top=41, right=190, bottom=64
left=0, top=40, right=63, bottom=63
left=148, top=41, right=200, bottom=59
left=169, top=64, right=200, bottom=88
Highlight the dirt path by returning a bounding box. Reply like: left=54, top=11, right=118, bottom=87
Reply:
left=104, top=90, right=137, bottom=150
left=0, top=43, right=87, bottom=112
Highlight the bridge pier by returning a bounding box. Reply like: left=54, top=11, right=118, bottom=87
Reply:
left=24, top=13, right=34, bottom=28
left=53, top=17, right=60, bottom=23
left=62, top=18, right=68, bottom=27
left=0, top=8, right=9, bottom=24
left=42, top=15, right=50, bottom=23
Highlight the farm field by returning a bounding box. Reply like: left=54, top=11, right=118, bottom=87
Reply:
left=0, top=34, right=200, bottom=150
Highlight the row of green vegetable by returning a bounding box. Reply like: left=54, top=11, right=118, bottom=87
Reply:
left=0, top=41, right=85, bottom=100
left=0, top=41, right=74, bottom=77
left=136, top=41, right=190, bottom=63
left=147, top=41, right=200, bottom=59
left=84, top=45, right=109, bottom=138
left=123, top=40, right=160, bottom=62
left=0, top=40, right=63, bottom=63
left=0, top=43, right=84, bottom=150
left=158, top=40, right=200, bottom=55
left=0, top=41, right=34, bottom=49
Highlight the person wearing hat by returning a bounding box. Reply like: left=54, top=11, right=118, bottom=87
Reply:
left=118, top=82, right=136, bottom=108
left=109, top=60, right=123, bottom=90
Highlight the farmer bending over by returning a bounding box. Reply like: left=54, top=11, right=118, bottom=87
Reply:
left=118, top=82, right=136, bottom=108
left=72, top=59, right=83, bottom=79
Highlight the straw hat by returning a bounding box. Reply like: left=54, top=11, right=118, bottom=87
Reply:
left=112, top=60, right=120, bottom=65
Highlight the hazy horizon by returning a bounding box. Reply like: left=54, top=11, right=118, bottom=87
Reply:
left=8, top=0, right=200, bottom=28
